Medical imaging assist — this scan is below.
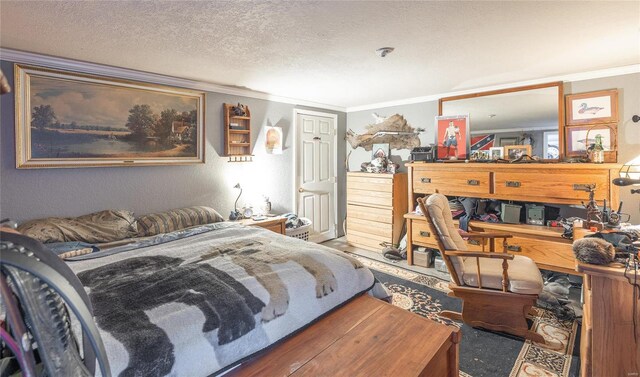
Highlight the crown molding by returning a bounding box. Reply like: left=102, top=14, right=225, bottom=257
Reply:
left=0, top=48, right=347, bottom=113
left=346, top=64, right=640, bottom=113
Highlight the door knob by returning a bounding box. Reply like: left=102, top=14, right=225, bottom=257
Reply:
left=298, top=188, right=305, bottom=193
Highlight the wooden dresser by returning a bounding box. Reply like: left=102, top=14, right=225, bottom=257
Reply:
left=346, top=172, right=408, bottom=252
left=577, top=262, right=640, bottom=377
left=405, top=163, right=620, bottom=274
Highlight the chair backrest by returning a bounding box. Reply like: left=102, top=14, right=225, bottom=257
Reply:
left=416, top=194, right=466, bottom=285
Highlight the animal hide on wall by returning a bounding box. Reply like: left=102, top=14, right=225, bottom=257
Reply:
left=346, top=114, right=421, bottom=151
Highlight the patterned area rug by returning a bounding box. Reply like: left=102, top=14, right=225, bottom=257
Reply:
left=351, top=254, right=580, bottom=377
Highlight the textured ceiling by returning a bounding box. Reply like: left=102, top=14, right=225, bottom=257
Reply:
left=1, top=1, right=638, bottom=109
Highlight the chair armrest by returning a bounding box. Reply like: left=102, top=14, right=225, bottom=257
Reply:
left=460, top=231, right=513, bottom=239
left=443, top=250, right=515, bottom=260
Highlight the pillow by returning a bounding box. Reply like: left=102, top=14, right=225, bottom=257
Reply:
left=18, top=210, right=137, bottom=244
left=136, top=206, right=224, bottom=237
left=46, top=241, right=99, bottom=259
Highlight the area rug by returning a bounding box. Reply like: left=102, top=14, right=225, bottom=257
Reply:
left=351, top=254, right=581, bottom=377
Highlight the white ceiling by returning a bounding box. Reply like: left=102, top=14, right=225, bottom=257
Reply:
left=1, top=1, right=638, bottom=110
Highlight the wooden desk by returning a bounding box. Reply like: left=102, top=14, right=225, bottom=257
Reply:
left=577, top=262, right=640, bottom=377
left=405, top=213, right=577, bottom=275
left=236, top=217, right=286, bottom=235
left=230, top=295, right=460, bottom=376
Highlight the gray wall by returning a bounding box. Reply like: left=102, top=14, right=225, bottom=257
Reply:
left=0, top=60, right=347, bottom=235
left=347, top=73, right=640, bottom=222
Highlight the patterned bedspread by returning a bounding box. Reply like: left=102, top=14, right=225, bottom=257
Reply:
left=66, top=223, right=377, bottom=376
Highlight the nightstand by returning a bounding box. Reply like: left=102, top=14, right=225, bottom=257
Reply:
left=237, top=217, right=286, bottom=235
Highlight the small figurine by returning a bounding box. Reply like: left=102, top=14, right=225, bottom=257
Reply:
left=232, top=103, right=246, bottom=116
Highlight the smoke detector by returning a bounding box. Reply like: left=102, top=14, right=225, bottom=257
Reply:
left=375, top=47, right=395, bottom=57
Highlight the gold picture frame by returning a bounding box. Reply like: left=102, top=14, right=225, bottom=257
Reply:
left=14, top=64, right=205, bottom=168
left=565, top=89, right=618, bottom=126
left=504, top=145, right=532, bottom=160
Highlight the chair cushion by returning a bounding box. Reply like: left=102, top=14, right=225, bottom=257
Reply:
left=461, top=255, right=543, bottom=295
left=425, top=194, right=467, bottom=277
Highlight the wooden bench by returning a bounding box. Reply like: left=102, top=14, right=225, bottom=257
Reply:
left=230, top=295, right=460, bottom=376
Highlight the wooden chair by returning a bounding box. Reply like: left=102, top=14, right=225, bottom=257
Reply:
left=417, top=194, right=549, bottom=345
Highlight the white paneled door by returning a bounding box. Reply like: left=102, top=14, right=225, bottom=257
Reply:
left=295, top=110, right=337, bottom=243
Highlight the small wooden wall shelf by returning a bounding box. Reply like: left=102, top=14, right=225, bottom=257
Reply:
left=224, top=103, right=253, bottom=161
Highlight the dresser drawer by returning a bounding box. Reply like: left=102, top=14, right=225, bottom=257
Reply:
left=347, top=175, right=393, bottom=193
left=411, top=219, right=485, bottom=251
left=347, top=217, right=393, bottom=238
left=347, top=189, right=393, bottom=207
left=346, top=229, right=390, bottom=251
left=411, top=220, right=439, bottom=247
left=347, top=204, right=393, bottom=223
left=504, top=236, right=575, bottom=273
left=413, top=171, right=490, bottom=196
left=494, top=172, right=610, bottom=202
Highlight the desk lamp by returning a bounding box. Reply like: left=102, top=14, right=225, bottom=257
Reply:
left=612, top=155, right=640, bottom=194
left=229, top=183, right=243, bottom=220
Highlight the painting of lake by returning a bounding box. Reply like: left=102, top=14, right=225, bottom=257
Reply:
left=15, top=64, right=205, bottom=168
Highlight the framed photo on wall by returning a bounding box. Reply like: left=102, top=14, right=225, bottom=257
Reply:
left=265, top=126, right=283, bottom=154
left=499, top=137, right=518, bottom=147
left=435, top=115, right=469, bottom=160
left=565, top=124, right=617, bottom=162
left=14, top=64, right=206, bottom=168
left=565, top=89, right=618, bottom=126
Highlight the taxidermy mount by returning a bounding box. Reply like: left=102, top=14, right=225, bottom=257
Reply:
left=572, top=237, right=615, bottom=265
left=346, top=114, right=423, bottom=151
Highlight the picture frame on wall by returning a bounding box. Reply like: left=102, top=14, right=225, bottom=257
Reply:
left=565, top=89, right=618, bottom=126
left=265, top=126, right=283, bottom=154
left=435, top=114, right=469, bottom=160
left=565, top=124, right=617, bottom=162
left=14, top=64, right=206, bottom=168
left=504, top=145, right=532, bottom=160
left=499, top=137, right=518, bottom=147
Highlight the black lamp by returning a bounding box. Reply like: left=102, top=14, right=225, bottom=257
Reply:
left=229, top=183, right=243, bottom=220
left=612, top=155, right=640, bottom=194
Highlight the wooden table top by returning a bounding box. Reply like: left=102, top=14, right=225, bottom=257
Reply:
left=235, top=216, right=286, bottom=227
left=229, top=295, right=460, bottom=376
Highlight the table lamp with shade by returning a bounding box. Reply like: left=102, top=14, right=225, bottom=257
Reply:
left=612, top=155, right=640, bottom=194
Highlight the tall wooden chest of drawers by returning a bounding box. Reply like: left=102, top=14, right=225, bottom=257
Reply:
left=346, top=172, right=407, bottom=252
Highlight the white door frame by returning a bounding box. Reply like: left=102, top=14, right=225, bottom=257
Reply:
left=292, top=108, right=339, bottom=242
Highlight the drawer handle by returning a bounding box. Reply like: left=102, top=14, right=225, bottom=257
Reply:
left=421, top=177, right=431, bottom=183
left=507, top=245, right=522, bottom=252
left=468, top=239, right=481, bottom=246
left=420, top=231, right=431, bottom=237
left=505, top=181, right=521, bottom=188
left=573, top=183, right=596, bottom=191
left=467, top=179, right=480, bottom=186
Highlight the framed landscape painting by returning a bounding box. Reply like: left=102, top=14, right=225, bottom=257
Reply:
left=14, top=64, right=205, bottom=168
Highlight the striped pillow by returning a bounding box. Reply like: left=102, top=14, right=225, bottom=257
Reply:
left=136, top=206, right=224, bottom=237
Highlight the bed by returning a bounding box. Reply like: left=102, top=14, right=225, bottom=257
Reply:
left=58, top=221, right=381, bottom=376
left=7, top=208, right=460, bottom=376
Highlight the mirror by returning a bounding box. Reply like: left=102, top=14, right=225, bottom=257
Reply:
left=440, top=82, right=563, bottom=160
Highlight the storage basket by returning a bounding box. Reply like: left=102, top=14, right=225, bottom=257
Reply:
left=285, top=217, right=312, bottom=241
